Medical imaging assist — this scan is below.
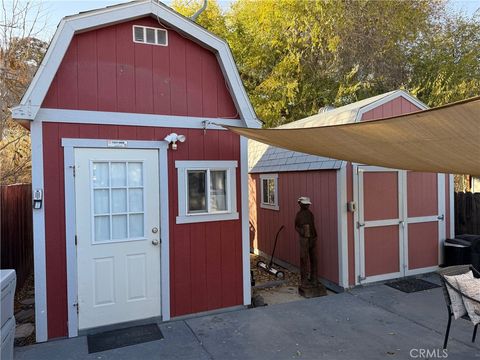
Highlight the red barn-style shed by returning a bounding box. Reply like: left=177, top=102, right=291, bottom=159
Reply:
left=13, top=0, right=260, bottom=342
left=249, top=90, right=454, bottom=291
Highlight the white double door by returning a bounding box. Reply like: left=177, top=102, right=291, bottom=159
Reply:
left=74, top=148, right=161, bottom=330
left=357, top=166, right=444, bottom=284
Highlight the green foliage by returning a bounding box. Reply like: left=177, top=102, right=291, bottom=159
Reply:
left=172, top=0, right=480, bottom=127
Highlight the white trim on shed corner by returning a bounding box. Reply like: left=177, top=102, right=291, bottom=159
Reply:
left=449, top=174, right=455, bottom=239
left=11, top=0, right=260, bottom=129
left=354, top=90, right=429, bottom=122
left=62, top=138, right=170, bottom=337
left=31, top=120, right=48, bottom=342
left=34, top=108, right=244, bottom=130
left=240, top=137, right=251, bottom=306
left=336, top=166, right=349, bottom=288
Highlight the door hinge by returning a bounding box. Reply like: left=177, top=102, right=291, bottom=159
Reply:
left=357, top=222, right=365, bottom=229
left=358, top=275, right=366, bottom=283
left=74, top=302, right=79, bottom=314
left=75, top=235, right=77, bottom=246
left=69, top=165, right=76, bottom=177
left=438, top=214, right=445, bottom=221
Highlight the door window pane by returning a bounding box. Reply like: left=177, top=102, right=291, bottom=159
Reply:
left=129, top=189, right=144, bottom=212
left=112, top=215, right=128, bottom=240
left=91, top=161, right=146, bottom=243
left=268, top=179, right=275, bottom=204
left=128, top=163, right=143, bottom=187
left=95, top=216, right=110, bottom=242
left=93, top=163, right=109, bottom=187
left=210, top=171, right=227, bottom=212
left=129, top=214, right=144, bottom=238
left=112, top=189, right=127, bottom=213
left=94, top=189, right=109, bottom=214
left=111, top=162, right=127, bottom=187
left=188, top=170, right=206, bottom=213
left=262, top=179, right=269, bottom=204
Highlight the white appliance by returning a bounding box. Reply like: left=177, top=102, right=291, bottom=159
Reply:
left=1, top=270, right=16, bottom=360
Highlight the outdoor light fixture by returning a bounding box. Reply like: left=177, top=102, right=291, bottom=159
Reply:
left=164, top=133, right=186, bottom=150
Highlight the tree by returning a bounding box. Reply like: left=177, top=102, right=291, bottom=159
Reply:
left=0, top=0, right=48, bottom=184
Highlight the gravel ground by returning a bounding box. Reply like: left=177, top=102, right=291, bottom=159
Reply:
left=14, top=274, right=36, bottom=346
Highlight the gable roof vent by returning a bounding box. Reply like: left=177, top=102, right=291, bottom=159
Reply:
left=133, top=25, right=168, bottom=46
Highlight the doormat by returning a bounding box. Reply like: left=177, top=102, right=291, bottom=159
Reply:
left=385, top=278, right=441, bottom=293
left=87, top=324, right=163, bottom=353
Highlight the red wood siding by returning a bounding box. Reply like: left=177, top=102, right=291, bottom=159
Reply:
left=408, top=222, right=438, bottom=269
left=364, top=226, right=400, bottom=276
left=407, top=172, right=437, bottom=217
left=42, top=17, right=239, bottom=119
left=42, top=122, right=243, bottom=339
left=363, top=172, right=398, bottom=221
left=361, top=97, right=421, bottom=121
left=249, top=171, right=339, bottom=284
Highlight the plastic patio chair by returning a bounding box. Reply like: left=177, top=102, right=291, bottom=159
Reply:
left=437, top=265, right=480, bottom=349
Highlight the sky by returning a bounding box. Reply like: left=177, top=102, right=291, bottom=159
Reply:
left=14, top=0, right=480, bottom=42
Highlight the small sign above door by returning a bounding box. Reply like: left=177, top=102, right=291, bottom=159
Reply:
left=107, top=140, right=128, bottom=148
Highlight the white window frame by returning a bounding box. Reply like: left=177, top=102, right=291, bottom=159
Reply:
left=132, top=25, right=168, bottom=46
left=176, top=160, right=238, bottom=224
left=89, top=160, right=147, bottom=244
left=260, top=174, right=279, bottom=210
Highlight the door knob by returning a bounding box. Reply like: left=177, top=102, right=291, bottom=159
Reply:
left=152, top=227, right=158, bottom=234
left=152, top=239, right=159, bottom=246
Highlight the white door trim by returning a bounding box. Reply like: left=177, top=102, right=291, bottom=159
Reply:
left=357, top=166, right=405, bottom=284
left=62, top=138, right=170, bottom=337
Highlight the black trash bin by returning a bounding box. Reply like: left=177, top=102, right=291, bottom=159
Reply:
left=444, top=238, right=472, bottom=266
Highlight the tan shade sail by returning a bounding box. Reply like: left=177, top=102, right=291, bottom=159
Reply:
left=228, top=96, right=480, bottom=176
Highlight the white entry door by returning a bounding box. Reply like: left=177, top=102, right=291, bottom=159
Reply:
left=358, top=167, right=405, bottom=283
left=74, top=148, right=161, bottom=330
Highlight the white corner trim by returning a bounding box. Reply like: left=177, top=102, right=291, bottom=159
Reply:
left=352, top=164, right=361, bottom=285
left=35, top=108, right=243, bottom=130
left=337, top=166, right=349, bottom=288
left=354, top=90, right=429, bottom=122
left=31, top=120, right=48, bottom=342
left=449, top=174, right=455, bottom=239
left=438, top=174, right=446, bottom=265
left=63, top=138, right=170, bottom=337
left=240, top=136, right=251, bottom=305
left=259, top=173, right=279, bottom=211
left=13, top=0, right=260, bottom=128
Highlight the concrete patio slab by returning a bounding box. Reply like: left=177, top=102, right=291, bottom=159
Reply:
left=14, top=277, right=480, bottom=360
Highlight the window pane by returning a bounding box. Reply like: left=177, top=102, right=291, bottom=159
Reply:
left=268, top=179, right=275, bottom=205
left=128, top=163, right=143, bottom=187
left=157, top=29, right=167, bottom=45
left=95, top=216, right=110, bottom=242
left=262, top=179, right=269, bottom=204
left=187, top=170, right=206, bottom=213
left=92, top=163, right=109, bottom=187
left=134, top=26, right=144, bottom=42
left=146, top=28, right=155, bottom=44
left=129, top=214, right=144, bottom=238
left=129, top=188, right=143, bottom=212
left=210, top=170, right=227, bottom=212
left=111, top=162, right=126, bottom=187
left=112, top=215, right=127, bottom=240
left=94, top=189, right=109, bottom=214
left=112, top=189, right=127, bottom=213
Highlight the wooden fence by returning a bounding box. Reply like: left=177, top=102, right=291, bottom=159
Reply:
left=455, top=192, right=480, bottom=236
left=1, top=184, right=33, bottom=289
